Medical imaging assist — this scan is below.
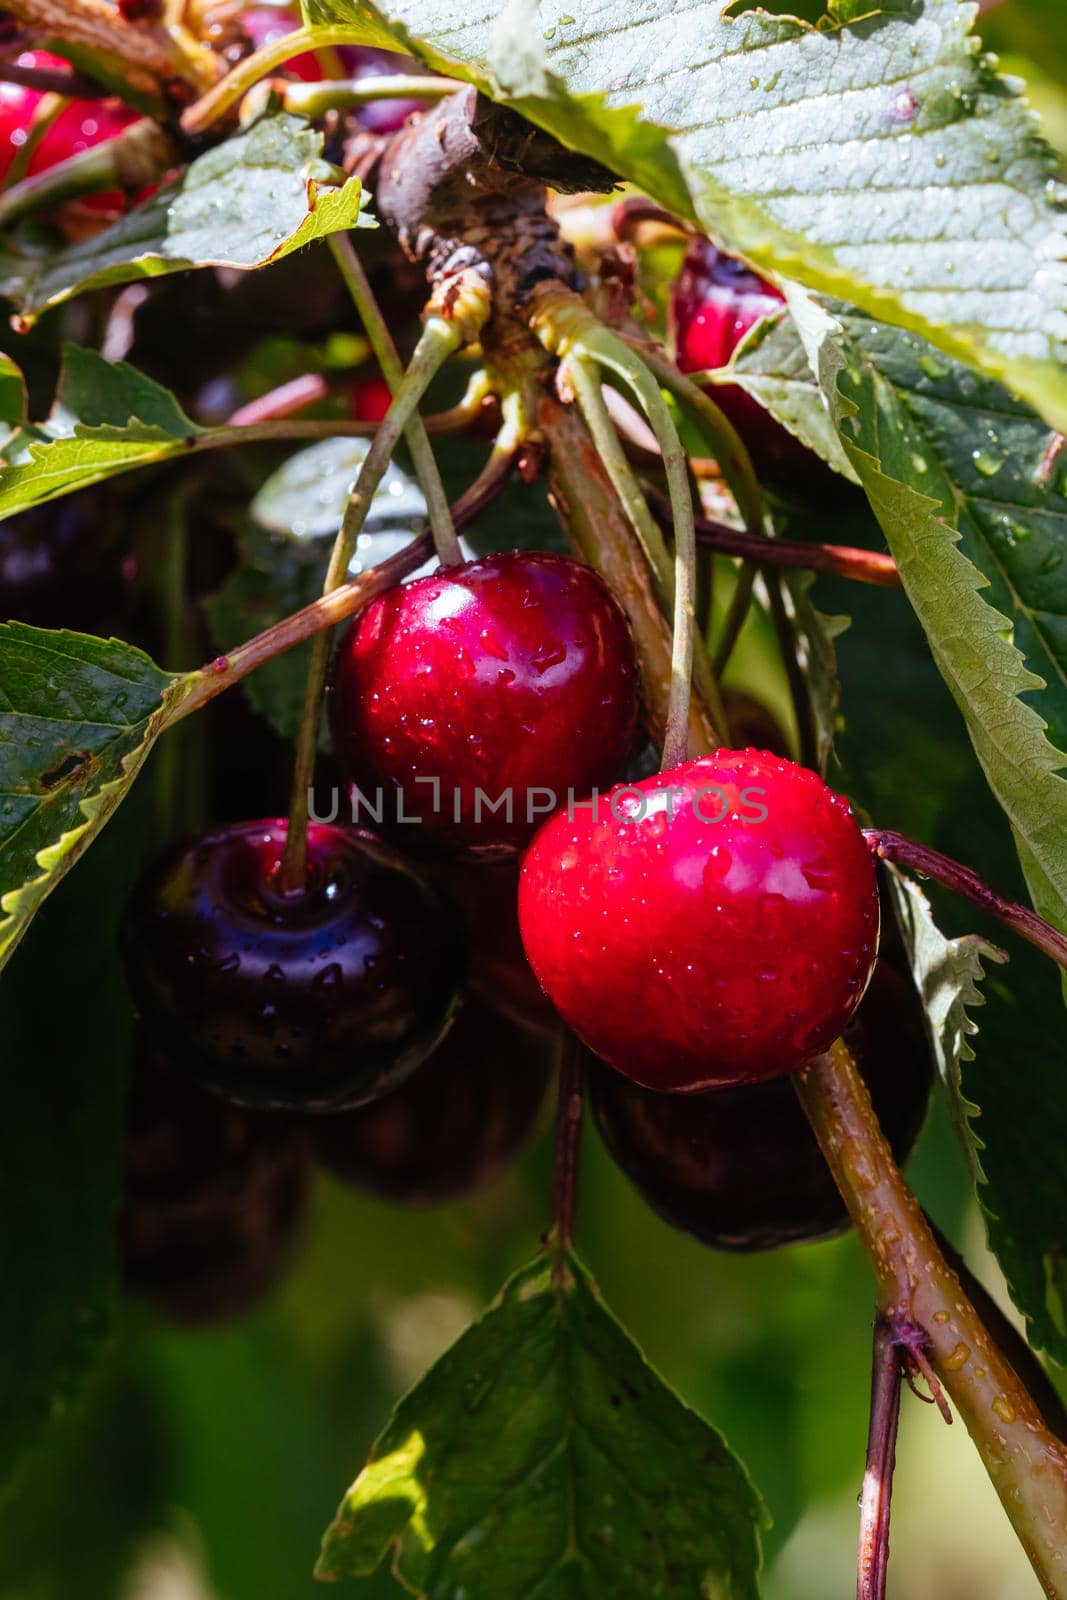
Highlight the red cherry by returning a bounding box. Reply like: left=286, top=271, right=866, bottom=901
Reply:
left=0, top=52, right=138, bottom=209
left=349, top=373, right=393, bottom=423
left=329, top=552, right=639, bottom=852
left=309, top=997, right=554, bottom=1205
left=432, top=858, right=558, bottom=1033
left=589, top=959, right=931, bottom=1251
left=121, top=820, right=465, bottom=1111
left=239, top=8, right=322, bottom=80
left=518, top=752, right=880, bottom=1091
left=672, top=239, right=826, bottom=487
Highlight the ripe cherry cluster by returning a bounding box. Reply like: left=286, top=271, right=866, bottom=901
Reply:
left=0, top=69, right=931, bottom=1317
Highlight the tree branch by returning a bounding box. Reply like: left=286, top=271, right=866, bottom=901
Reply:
left=795, top=1041, right=1067, bottom=1599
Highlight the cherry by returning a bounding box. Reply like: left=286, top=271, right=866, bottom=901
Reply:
left=0, top=491, right=133, bottom=631
left=589, top=959, right=931, bottom=1251
left=120, top=820, right=465, bottom=1112
left=239, top=8, right=322, bottom=81
left=349, top=372, right=394, bottom=423
left=310, top=997, right=554, bottom=1204
left=329, top=552, right=639, bottom=853
left=119, top=1039, right=311, bottom=1323
left=431, top=858, right=558, bottom=1033
left=0, top=52, right=138, bottom=209
left=672, top=239, right=828, bottom=488
left=518, top=751, right=879, bottom=1091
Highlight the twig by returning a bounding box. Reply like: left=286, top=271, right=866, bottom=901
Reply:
left=857, top=1316, right=901, bottom=1600
left=552, top=1034, right=585, bottom=1253
left=795, top=1040, right=1067, bottom=1598
left=171, top=534, right=433, bottom=726
left=180, top=22, right=364, bottom=135
left=646, top=487, right=902, bottom=588
left=865, top=830, right=1067, bottom=973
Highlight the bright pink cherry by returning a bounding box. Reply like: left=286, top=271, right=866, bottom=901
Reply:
left=329, top=552, right=639, bottom=852
left=0, top=52, right=137, bottom=209
left=518, top=752, right=880, bottom=1091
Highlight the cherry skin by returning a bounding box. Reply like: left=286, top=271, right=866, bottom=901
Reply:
left=589, top=958, right=931, bottom=1251
left=119, top=1038, right=311, bottom=1323
left=672, top=239, right=829, bottom=489
left=519, top=751, right=880, bottom=1091
left=0, top=52, right=138, bottom=210
left=239, top=8, right=323, bottom=80
left=310, top=996, right=554, bottom=1205
left=121, top=820, right=465, bottom=1112
left=329, top=552, right=639, bottom=853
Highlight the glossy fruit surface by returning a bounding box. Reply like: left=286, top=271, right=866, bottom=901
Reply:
left=121, top=820, right=464, bottom=1111
left=672, top=239, right=823, bottom=486
left=589, top=959, right=931, bottom=1251
left=0, top=492, right=132, bottom=630
left=119, top=1040, right=310, bottom=1323
left=0, top=52, right=137, bottom=208
left=330, top=552, right=639, bottom=852
left=310, top=997, right=554, bottom=1204
left=519, top=752, right=879, bottom=1091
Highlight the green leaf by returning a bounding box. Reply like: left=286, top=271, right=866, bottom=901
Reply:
left=886, top=865, right=1004, bottom=1180
left=205, top=439, right=427, bottom=738
left=0, top=347, right=202, bottom=518
left=0, top=624, right=187, bottom=973
left=804, top=295, right=1067, bottom=942
left=778, top=567, right=849, bottom=776
left=0, top=113, right=373, bottom=319
left=302, top=0, right=1067, bottom=431
left=726, top=314, right=859, bottom=485
left=318, top=1249, right=764, bottom=1597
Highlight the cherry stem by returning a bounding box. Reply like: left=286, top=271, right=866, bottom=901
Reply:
left=180, top=24, right=366, bottom=134
left=865, top=829, right=1067, bottom=973
left=795, top=1040, right=1067, bottom=1597
left=552, top=1033, right=585, bottom=1254
left=539, top=391, right=719, bottom=757
left=278, top=314, right=464, bottom=894
left=526, top=285, right=721, bottom=761
left=619, top=335, right=765, bottom=539
left=857, top=1316, right=900, bottom=1600
left=711, top=563, right=757, bottom=679
left=646, top=487, right=902, bottom=588
left=276, top=74, right=460, bottom=121
left=327, top=232, right=464, bottom=567
left=565, top=355, right=728, bottom=749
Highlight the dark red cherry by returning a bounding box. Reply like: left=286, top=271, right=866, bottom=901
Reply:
left=0, top=52, right=138, bottom=209
left=349, top=373, right=393, bottom=423
left=672, top=239, right=828, bottom=488
left=329, top=552, right=639, bottom=853
left=310, top=997, right=554, bottom=1204
left=0, top=492, right=133, bottom=631
left=119, top=1039, right=311, bottom=1323
left=519, top=752, right=879, bottom=1091
left=337, top=45, right=432, bottom=133
left=431, top=858, right=558, bottom=1033
left=590, top=959, right=931, bottom=1251
left=121, top=820, right=464, bottom=1112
